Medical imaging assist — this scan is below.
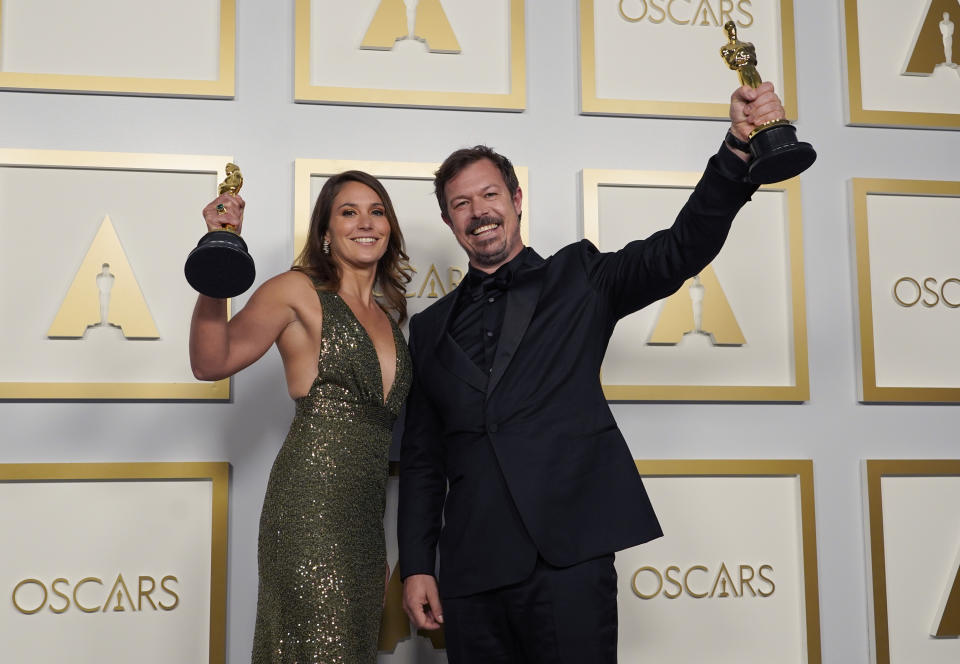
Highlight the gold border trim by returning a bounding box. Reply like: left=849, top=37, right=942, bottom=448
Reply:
left=294, top=0, right=526, bottom=110
left=582, top=169, right=809, bottom=402
left=294, top=158, right=530, bottom=257
left=0, top=148, right=233, bottom=401
left=579, top=0, right=799, bottom=120
left=852, top=178, right=960, bottom=403
left=0, top=0, right=235, bottom=98
left=636, top=459, right=821, bottom=664
left=843, top=0, right=960, bottom=129
left=0, top=462, right=231, bottom=664
left=864, top=460, right=960, bottom=664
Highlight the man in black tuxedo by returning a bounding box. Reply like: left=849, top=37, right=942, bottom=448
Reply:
left=399, top=83, right=785, bottom=662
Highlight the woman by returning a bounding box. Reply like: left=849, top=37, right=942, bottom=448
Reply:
left=189, top=171, right=412, bottom=663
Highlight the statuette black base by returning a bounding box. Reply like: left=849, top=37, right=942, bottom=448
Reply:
left=184, top=230, right=255, bottom=299
left=747, top=123, right=816, bottom=185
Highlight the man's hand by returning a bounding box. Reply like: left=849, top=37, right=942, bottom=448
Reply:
left=402, top=574, right=444, bottom=629
left=728, top=82, right=786, bottom=160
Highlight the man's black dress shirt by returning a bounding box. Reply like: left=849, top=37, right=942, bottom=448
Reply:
left=448, top=247, right=532, bottom=373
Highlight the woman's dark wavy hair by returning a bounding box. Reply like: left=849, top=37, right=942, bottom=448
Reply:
left=293, top=170, right=411, bottom=323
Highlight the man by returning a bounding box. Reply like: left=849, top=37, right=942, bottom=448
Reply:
left=399, top=82, right=786, bottom=662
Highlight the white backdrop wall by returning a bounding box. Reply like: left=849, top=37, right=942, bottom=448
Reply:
left=1, top=2, right=958, bottom=663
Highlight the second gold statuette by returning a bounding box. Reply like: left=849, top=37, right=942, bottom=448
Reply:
left=184, top=163, right=256, bottom=298
left=720, top=22, right=816, bottom=184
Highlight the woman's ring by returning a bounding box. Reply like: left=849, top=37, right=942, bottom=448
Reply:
left=216, top=203, right=226, bottom=214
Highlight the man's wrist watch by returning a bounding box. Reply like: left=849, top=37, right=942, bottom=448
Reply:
left=724, top=129, right=751, bottom=153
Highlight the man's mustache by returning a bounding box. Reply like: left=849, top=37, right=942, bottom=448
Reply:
left=466, top=215, right=502, bottom=234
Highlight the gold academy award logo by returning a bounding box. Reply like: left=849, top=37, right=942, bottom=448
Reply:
left=12, top=574, right=179, bottom=615
left=631, top=562, right=775, bottom=599
left=619, top=0, right=755, bottom=27
left=647, top=266, right=745, bottom=346
left=904, top=0, right=960, bottom=78
left=362, top=0, right=460, bottom=53
left=47, top=215, right=159, bottom=339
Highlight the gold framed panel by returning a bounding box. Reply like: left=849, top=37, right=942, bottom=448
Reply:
left=0, top=0, right=235, bottom=97
left=579, top=0, right=799, bottom=119
left=852, top=178, right=960, bottom=403
left=0, top=462, right=230, bottom=664
left=582, top=169, right=809, bottom=402
left=0, top=149, right=232, bottom=400
left=629, top=459, right=821, bottom=664
left=864, top=460, right=960, bottom=664
left=843, top=0, right=960, bottom=129
left=294, top=0, right=526, bottom=110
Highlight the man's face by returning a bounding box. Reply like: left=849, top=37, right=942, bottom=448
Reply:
left=442, top=158, right=524, bottom=273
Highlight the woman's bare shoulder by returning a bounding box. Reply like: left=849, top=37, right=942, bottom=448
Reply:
left=252, top=270, right=317, bottom=303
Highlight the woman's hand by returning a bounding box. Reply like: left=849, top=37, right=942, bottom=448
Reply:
left=202, top=194, right=245, bottom=234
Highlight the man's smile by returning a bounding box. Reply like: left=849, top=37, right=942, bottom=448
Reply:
left=467, top=215, right=503, bottom=238
left=472, top=223, right=499, bottom=236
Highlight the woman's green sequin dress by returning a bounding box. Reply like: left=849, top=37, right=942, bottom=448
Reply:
left=253, top=290, right=411, bottom=663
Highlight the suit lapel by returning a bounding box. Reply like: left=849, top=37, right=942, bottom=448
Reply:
left=432, top=286, right=488, bottom=393
left=487, top=252, right=545, bottom=397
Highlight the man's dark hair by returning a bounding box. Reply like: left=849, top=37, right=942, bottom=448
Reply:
left=433, top=145, right=521, bottom=220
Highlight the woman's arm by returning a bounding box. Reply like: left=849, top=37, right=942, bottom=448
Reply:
left=188, top=193, right=303, bottom=381
left=189, top=275, right=300, bottom=381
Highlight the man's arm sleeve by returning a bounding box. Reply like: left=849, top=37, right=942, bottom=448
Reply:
left=584, top=143, right=760, bottom=319
left=397, top=325, right=447, bottom=580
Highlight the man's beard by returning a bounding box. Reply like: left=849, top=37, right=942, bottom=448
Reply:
left=463, top=215, right=507, bottom=267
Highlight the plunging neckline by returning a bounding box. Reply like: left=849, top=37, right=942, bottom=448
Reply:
left=333, top=293, right=400, bottom=406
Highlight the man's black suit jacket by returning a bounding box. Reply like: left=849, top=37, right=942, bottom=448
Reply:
left=399, top=148, right=757, bottom=599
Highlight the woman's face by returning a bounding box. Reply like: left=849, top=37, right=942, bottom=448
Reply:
left=325, top=180, right=391, bottom=270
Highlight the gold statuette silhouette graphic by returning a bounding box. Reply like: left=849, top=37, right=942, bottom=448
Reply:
left=905, top=0, right=960, bottom=76
left=48, top=215, right=159, bottom=339
left=647, top=266, right=745, bottom=346
left=362, top=0, right=460, bottom=53
left=933, top=546, right=960, bottom=637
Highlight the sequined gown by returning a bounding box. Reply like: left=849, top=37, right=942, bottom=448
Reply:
left=253, top=290, right=411, bottom=664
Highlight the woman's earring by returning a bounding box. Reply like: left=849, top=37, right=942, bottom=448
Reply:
left=322, top=238, right=330, bottom=255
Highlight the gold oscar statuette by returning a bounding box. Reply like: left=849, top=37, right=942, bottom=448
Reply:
left=720, top=22, right=816, bottom=184
left=184, top=163, right=256, bottom=298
